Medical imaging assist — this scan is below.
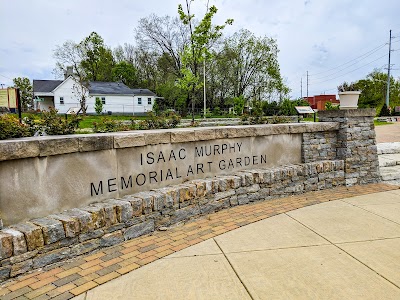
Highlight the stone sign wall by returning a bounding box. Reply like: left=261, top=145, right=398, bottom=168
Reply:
left=0, top=124, right=333, bottom=226
left=0, top=109, right=382, bottom=281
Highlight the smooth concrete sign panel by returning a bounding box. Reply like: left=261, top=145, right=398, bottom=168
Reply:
left=115, top=134, right=301, bottom=196
left=0, top=134, right=301, bottom=225
left=85, top=254, right=252, bottom=300
left=226, top=245, right=400, bottom=299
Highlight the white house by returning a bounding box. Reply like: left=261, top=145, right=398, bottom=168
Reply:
left=33, top=76, right=156, bottom=115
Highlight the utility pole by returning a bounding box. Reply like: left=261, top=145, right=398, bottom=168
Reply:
left=203, top=0, right=210, bottom=119
left=306, top=71, right=309, bottom=99
left=300, top=78, right=303, bottom=98
left=386, top=29, right=392, bottom=107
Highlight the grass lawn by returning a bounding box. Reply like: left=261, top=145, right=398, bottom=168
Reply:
left=374, top=120, right=393, bottom=126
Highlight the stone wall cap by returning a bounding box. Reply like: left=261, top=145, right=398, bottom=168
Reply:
left=319, top=108, right=376, bottom=118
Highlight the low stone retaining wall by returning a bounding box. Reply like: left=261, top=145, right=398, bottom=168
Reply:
left=0, top=109, right=380, bottom=281
left=0, top=160, right=344, bottom=281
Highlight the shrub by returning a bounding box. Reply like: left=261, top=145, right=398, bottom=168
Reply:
left=137, top=112, right=181, bottom=130
left=93, top=118, right=135, bottom=133
left=94, top=97, right=103, bottom=115
left=0, top=114, right=31, bottom=140
left=40, top=108, right=81, bottom=135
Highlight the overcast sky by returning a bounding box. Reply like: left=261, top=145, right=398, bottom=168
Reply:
left=1, top=0, right=399, bottom=99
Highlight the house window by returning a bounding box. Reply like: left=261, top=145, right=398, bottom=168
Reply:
left=138, top=97, right=142, bottom=105
left=148, top=98, right=152, bottom=105
left=101, top=97, right=106, bottom=105
left=60, top=97, right=64, bottom=105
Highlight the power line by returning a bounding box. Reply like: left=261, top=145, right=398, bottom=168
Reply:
left=309, top=42, right=387, bottom=76
left=311, top=53, right=388, bottom=85
left=0, top=74, right=13, bottom=80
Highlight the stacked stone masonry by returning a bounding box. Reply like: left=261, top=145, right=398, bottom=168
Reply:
left=318, top=109, right=380, bottom=186
left=0, top=160, right=344, bottom=281
left=0, top=109, right=381, bottom=281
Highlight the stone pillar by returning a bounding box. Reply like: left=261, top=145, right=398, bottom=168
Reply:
left=318, top=109, right=380, bottom=186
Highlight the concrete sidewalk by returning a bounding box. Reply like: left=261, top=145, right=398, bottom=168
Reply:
left=73, top=188, right=400, bottom=300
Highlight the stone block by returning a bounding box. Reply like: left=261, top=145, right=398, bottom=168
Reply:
left=49, top=214, right=80, bottom=238
left=114, top=133, right=145, bottom=148
left=32, top=247, right=71, bottom=269
left=0, top=231, right=13, bottom=259
left=122, top=196, right=143, bottom=216
left=191, top=180, right=207, bottom=197
left=229, top=195, right=239, bottom=206
left=194, top=128, right=216, bottom=141
left=1, top=228, right=27, bottom=256
left=237, top=194, right=250, bottom=205
left=145, top=131, right=171, bottom=145
left=80, top=206, right=106, bottom=229
left=31, top=218, right=65, bottom=245
left=10, top=259, right=33, bottom=277
left=103, top=199, right=133, bottom=223
left=10, top=222, right=44, bottom=251
left=79, top=229, right=104, bottom=242
left=123, top=220, right=155, bottom=240
left=170, top=130, right=195, bottom=143
left=0, top=139, right=39, bottom=161
left=9, top=250, right=38, bottom=264
left=148, top=191, right=166, bottom=211
left=170, top=205, right=201, bottom=223
left=38, top=137, right=79, bottom=156
left=90, top=202, right=118, bottom=227
left=214, top=190, right=235, bottom=201
left=178, top=184, right=196, bottom=203
left=100, top=231, right=124, bottom=247
left=0, top=266, right=10, bottom=281
left=70, top=239, right=100, bottom=256
left=78, top=135, right=113, bottom=152
left=132, top=192, right=154, bottom=214
left=62, top=208, right=94, bottom=233
left=200, top=198, right=230, bottom=214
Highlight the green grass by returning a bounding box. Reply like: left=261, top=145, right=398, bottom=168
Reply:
left=374, top=120, right=393, bottom=126
left=77, top=115, right=147, bottom=129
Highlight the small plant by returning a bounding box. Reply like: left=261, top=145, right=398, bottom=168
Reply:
left=338, top=82, right=359, bottom=92
left=325, top=101, right=339, bottom=110
left=0, top=114, right=31, bottom=140
left=40, top=108, right=81, bottom=135
left=94, top=97, right=103, bottom=115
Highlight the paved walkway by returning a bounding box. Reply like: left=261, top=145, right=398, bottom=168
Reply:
left=375, top=122, right=400, bottom=143
left=0, top=183, right=398, bottom=300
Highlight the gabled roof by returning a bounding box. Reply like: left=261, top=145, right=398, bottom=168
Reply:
left=33, top=78, right=157, bottom=96
left=131, top=89, right=157, bottom=96
left=88, top=82, right=134, bottom=95
left=33, top=80, right=63, bottom=93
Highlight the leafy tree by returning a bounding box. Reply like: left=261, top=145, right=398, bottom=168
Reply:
left=13, top=77, right=33, bottom=111
left=216, top=29, right=288, bottom=102
left=112, top=62, right=138, bottom=87
left=94, top=97, right=103, bottom=115
left=262, top=101, right=280, bottom=116
left=177, top=0, right=233, bottom=121
left=80, top=32, right=115, bottom=81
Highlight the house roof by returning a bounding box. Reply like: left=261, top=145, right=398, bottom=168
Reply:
left=33, top=80, right=63, bottom=93
left=88, top=81, right=135, bottom=95
left=33, top=78, right=157, bottom=96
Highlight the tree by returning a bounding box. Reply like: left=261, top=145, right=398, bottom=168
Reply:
left=177, top=0, right=233, bottom=121
left=80, top=32, right=115, bottom=81
left=217, top=29, right=288, bottom=102
left=112, top=62, right=138, bottom=87
left=13, top=77, right=33, bottom=111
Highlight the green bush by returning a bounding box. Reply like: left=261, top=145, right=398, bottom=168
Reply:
left=40, top=108, right=81, bottom=135
left=94, top=97, right=103, bottom=115
left=93, top=118, right=135, bottom=133
left=137, top=112, right=181, bottom=130
left=0, top=114, right=32, bottom=140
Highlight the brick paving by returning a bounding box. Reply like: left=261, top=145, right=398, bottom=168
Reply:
left=0, top=183, right=398, bottom=299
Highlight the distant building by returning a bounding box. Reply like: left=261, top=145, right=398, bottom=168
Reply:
left=33, top=76, right=157, bottom=115
left=305, top=94, right=339, bottom=110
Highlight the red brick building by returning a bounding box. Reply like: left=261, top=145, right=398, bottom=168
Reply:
left=305, top=94, right=339, bottom=110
